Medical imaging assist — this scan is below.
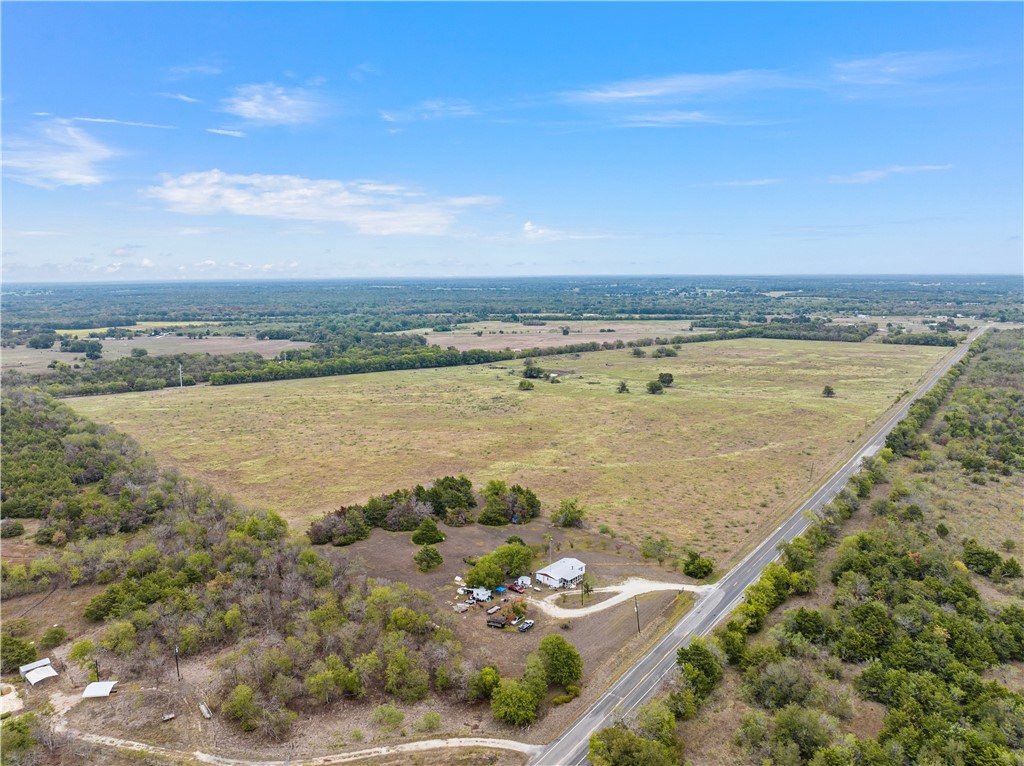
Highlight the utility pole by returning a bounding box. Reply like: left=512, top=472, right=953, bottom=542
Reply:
left=178, top=363, right=183, bottom=388
left=174, top=645, right=181, bottom=681
left=634, top=595, right=641, bottom=635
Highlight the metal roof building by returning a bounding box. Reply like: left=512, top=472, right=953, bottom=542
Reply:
left=536, top=557, right=586, bottom=589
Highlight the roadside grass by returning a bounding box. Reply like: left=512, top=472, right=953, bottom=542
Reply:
left=67, top=339, right=947, bottom=568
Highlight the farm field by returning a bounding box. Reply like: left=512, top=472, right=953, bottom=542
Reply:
left=415, top=319, right=695, bottom=351
left=68, top=339, right=950, bottom=567
left=1, top=334, right=312, bottom=374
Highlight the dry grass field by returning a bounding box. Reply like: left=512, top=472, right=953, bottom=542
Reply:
left=416, top=319, right=695, bottom=351
left=1, top=334, right=312, bottom=374
left=68, top=339, right=949, bottom=567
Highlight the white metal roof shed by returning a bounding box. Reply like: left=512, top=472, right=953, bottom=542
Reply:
left=82, top=681, right=118, bottom=699
left=24, top=666, right=58, bottom=686
left=537, top=557, right=585, bottom=584
left=18, top=658, right=51, bottom=678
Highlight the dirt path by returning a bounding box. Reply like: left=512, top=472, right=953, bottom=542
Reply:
left=527, top=577, right=712, bottom=619
left=56, top=724, right=539, bottom=765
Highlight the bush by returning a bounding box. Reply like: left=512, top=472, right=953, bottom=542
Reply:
left=414, top=545, right=443, bottom=572
left=646, top=380, right=664, bottom=394
left=682, top=550, right=714, bottom=579
left=414, top=711, right=441, bottom=732
left=411, top=517, right=445, bottom=545
left=40, top=626, right=68, bottom=649
left=0, top=635, right=36, bottom=673
left=221, top=684, right=260, bottom=731
left=518, top=380, right=535, bottom=390
left=0, top=520, right=25, bottom=538
left=468, top=666, right=502, bottom=701
left=551, top=498, right=587, bottom=528
left=371, top=703, right=405, bottom=731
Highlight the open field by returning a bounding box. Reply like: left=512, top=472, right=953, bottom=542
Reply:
left=54, top=320, right=225, bottom=336
left=415, top=319, right=695, bottom=351
left=1, top=335, right=312, bottom=374
left=67, top=339, right=949, bottom=567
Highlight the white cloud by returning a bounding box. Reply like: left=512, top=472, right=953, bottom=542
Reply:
left=2, top=119, right=115, bottom=188
left=167, top=62, right=222, bottom=80
left=564, top=70, right=796, bottom=103
left=621, top=111, right=724, bottom=128
left=159, top=92, right=200, bottom=103
left=829, top=164, right=952, bottom=184
left=220, top=82, right=324, bottom=125
left=14, top=230, right=66, bottom=237
left=141, top=258, right=155, bottom=268
left=71, top=116, right=173, bottom=129
left=833, top=51, right=976, bottom=86
left=522, top=221, right=616, bottom=242
left=379, top=99, right=478, bottom=122
left=145, top=169, right=497, bottom=236
left=207, top=128, right=247, bottom=138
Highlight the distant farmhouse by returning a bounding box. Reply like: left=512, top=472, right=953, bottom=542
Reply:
left=536, top=557, right=586, bottom=589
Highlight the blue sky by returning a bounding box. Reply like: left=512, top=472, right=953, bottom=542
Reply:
left=2, top=2, right=1021, bottom=281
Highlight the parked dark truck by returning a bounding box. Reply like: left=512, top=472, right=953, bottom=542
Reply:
left=486, top=618, right=506, bottom=629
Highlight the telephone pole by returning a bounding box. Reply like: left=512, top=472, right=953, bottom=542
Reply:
left=634, top=595, right=641, bottom=635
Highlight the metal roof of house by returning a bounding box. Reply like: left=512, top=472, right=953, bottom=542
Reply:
left=24, top=666, right=58, bottom=686
left=537, top=557, right=586, bottom=581
left=82, top=681, right=118, bottom=699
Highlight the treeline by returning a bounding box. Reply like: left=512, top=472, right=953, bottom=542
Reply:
left=307, top=476, right=541, bottom=547
left=881, top=332, right=959, bottom=346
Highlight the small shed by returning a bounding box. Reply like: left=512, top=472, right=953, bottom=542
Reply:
left=18, top=658, right=51, bottom=679
left=470, top=587, right=492, bottom=602
left=82, top=681, right=118, bottom=699
left=536, top=557, right=586, bottom=589
left=24, top=666, right=58, bottom=686
left=516, top=576, right=532, bottom=588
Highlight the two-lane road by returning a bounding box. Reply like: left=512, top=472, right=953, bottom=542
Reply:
left=532, top=327, right=988, bottom=766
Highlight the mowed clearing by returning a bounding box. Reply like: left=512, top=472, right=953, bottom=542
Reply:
left=68, top=339, right=949, bottom=567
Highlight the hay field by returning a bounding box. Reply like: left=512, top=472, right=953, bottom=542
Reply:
left=68, top=339, right=949, bottom=566
left=415, top=319, right=695, bottom=351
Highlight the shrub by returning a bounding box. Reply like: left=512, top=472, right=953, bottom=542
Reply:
left=0, top=520, right=25, bottom=538
left=518, top=380, right=535, bottom=390
left=40, top=626, right=68, bottom=649
left=552, top=498, right=587, bottom=528
left=411, top=517, right=445, bottom=545
left=0, top=635, right=36, bottom=673
left=414, top=545, right=443, bottom=572
left=682, top=551, right=714, bottom=579
left=371, top=703, right=405, bottom=731
left=221, top=684, right=260, bottom=731
left=414, top=711, right=441, bottom=732
left=646, top=380, right=664, bottom=394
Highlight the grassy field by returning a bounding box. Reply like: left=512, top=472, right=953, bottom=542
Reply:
left=1, top=335, right=312, bottom=374
left=68, top=339, right=949, bottom=566
left=415, top=319, right=696, bottom=351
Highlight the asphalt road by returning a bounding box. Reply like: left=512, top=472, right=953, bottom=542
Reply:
left=531, top=327, right=988, bottom=766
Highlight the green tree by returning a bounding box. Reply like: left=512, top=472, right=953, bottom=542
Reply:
left=538, top=634, right=583, bottom=688
left=589, top=725, right=678, bottom=766
left=411, top=517, right=445, bottom=545
left=465, top=556, right=506, bottom=589
left=822, top=385, right=836, bottom=398
left=658, top=372, right=674, bottom=387
left=491, top=678, right=538, bottom=726
left=617, top=380, right=630, bottom=393
left=490, top=543, right=534, bottom=577
left=552, top=498, right=587, bottom=528
left=646, top=380, right=664, bottom=395
left=0, top=635, right=36, bottom=674
left=682, top=550, right=714, bottom=579
left=222, top=684, right=260, bottom=731
left=468, top=666, right=502, bottom=701
left=414, top=544, right=443, bottom=572
left=519, top=380, right=535, bottom=390
left=40, top=626, right=67, bottom=649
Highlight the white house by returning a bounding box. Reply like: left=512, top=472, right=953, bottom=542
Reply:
left=536, top=558, right=586, bottom=589
left=471, top=587, right=492, bottom=602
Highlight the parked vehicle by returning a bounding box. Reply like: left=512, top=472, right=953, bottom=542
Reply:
left=510, top=616, right=523, bottom=626
left=518, top=619, right=535, bottom=633
left=487, top=619, right=506, bottom=629
left=486, top=605, right=502, bottom=615
left=533, top=586, right=542, bottom=592
left=509, top=584, right=525, bottom=594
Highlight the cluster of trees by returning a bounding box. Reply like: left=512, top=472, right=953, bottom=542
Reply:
left=962, top=538, right=1022, bottom=581
left=468, top=634, right=583, bottom=726
left=638, top=534, right=716, bottom=580
left=306, top=476, right=542, bottom=548
left=59, top=338, right=103, bottom=358
left=933, top=329, right=1024, bottom=478
left=464, top=540, right=534, bottom=590
left=0, top=389, right=159, bottom=544
left=880, top=331, right=959, bottom=346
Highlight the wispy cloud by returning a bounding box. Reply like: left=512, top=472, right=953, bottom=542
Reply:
left=167, top=62, right=222, bottom=80
left=71, top=116, right=174, bottom=129
left=522, top=221, right=617, bottom=242
left=159, top=92, right=200, bottom=103
left=710, top=178, right=783, bottom=187
left=13, top=230, right=67, bottom=237
left=3, top=119, right=115, bottom=188
left=829, top=164, right=952, bottom=184
left=832, top=51, right=977, bottom=87
left=621, top=110, right=737, bottom=128
left=207, top=128, right=246, bottom=138
left=220, top=82, right=325, bottom=125
left=380, top=99, right=478, bottom=123
left=145, top=169, right=498, bottom=236
left=564, top=70, right=798, bottom=103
